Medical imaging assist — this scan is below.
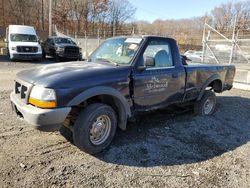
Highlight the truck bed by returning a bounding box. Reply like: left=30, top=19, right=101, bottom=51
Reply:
left=183, top=63, right=235, bottom=101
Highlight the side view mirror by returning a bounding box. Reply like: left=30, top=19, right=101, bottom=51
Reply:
left=137, top=56, right=155, bottom=71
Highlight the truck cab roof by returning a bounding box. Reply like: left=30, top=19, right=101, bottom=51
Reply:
left=109, top=35, right=176, bottom=41
left=8, top=25, right=37, bottom=35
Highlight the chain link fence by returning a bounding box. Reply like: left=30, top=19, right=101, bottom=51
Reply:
left=55, top=27, right=105, bottom=58
left=55, top=26, right=136, bottom=59
left=202, top=23, right=250, bottom=65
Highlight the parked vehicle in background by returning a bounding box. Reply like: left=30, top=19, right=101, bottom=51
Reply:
left=184, top=50, right=215, bottom=62
left=184, top=50, right=203, bottom=61
left=241, top=51, right=250, bottom=61
left=5, top=25, right=42, bottom=61
left=42, top=36, right=82, bottom=62
left=215, top=44, right=231, bottom=52
left=10, top=36, right=235, bottom=154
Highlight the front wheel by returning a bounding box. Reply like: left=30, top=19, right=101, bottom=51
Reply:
left=7, top=48, right=10, bottom=58
left=194, top=90, right=216, bottom=115
left=54, top=54, right=60, bottom=62
left=73, top=103, right=117, bottom=154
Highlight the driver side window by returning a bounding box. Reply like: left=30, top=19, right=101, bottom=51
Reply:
left=143, top=40, right=173, bottom=68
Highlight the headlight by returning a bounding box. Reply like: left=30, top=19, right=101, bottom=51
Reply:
left=28, top=86, right=57, bottom=108
left=38, top=45, right=42, bottom=52
left=56, top=47, right=64, bottom=52
left=11, top=46, right=16, bottom=51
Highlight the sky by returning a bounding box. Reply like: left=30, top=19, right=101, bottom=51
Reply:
left=129, top=0, right=241, bottom=22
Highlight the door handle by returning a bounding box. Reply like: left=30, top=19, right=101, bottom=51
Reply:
left=172, top=73, right=178, bottom=78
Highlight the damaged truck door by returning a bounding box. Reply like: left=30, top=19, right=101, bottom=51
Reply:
left=133, top=38, right=186, bottom=109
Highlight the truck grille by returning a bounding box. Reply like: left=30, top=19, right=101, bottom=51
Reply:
left=14, top=80, right=31, bottom=103
left=64, top=47, right=79, bottom=58
left=17, top=46, right=38, bottom=53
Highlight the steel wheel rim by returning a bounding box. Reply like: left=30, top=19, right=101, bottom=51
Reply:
left=89, top=115, right=111, bottom=145
left=203, top=97, right=214, bottom=114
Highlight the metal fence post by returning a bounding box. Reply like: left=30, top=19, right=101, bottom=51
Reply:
left=75, top=32, right=77, bottom=40
left=229, top=15, right=237, bottom=64
left=98, top=29, right=100, bottom=46
left=202, top=23, right=206, bottom=63
left=85, top=30, right=87, bottom=58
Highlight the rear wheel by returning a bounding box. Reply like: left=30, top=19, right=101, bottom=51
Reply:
left=194, top=90, right=216, bottom=115
left=42, top=50, right=46, bottom=59
left=73, top=103, right=117, bottom=154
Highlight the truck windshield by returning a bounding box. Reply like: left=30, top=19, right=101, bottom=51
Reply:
left=10, top=34, right=37, bottom=42
left=54, top=38, right=75, bottom=44
left=90, top=37, right=142, bottom=65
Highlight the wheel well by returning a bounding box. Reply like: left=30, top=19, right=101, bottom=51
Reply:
left=208, top=79, right=222, bottom=93
left=64, top=95, right=127, bottom=131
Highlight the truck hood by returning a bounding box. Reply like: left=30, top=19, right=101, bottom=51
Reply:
left=9, top=41, right=40, bottom=47
left=56, top=43, right=79, bottom=48
left=16, top=61, right=131, bottom=88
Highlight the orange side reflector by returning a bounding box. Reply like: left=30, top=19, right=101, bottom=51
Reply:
left=28, top=97, right=57, bottom=109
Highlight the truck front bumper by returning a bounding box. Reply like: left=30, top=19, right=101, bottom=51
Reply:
left=56, top=51, right=81, bottom=60
left=11, top=53, right=42, bottom=60
left=10, top=92, right=71, bottom=130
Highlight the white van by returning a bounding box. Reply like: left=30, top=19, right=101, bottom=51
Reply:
left=6, top=25, right=42, bottom=61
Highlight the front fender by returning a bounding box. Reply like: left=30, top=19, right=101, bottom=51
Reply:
left=67, top=86, right=131, bottom=130
left=67, top=86, right=131, bottom=117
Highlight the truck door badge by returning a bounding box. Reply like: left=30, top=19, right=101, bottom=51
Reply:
left=145, top=76, right=168, bottom=93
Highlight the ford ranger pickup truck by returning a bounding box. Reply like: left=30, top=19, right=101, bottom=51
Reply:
left=10, top=36, right=235, bottom=154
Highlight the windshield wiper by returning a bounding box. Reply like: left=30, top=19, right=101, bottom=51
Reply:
left=96, top=58, right=119, bottom=66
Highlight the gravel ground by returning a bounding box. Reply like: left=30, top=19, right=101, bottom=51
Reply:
left=0, top=56, right=250, bottom=188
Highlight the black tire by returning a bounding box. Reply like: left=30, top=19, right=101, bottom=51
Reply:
left=60, top=125, right=73, bottom=143
left=34, top=58, right=42, bottom=62
left=73, top=103, right=117, bottom=154
left=10, top=57, right=16, bottom=62
left=194, top=90, right=216, bottom=115
left=54, top=54, right=60, bottom=62
left=7, top=48, right=10, bottom=58
left=42, top=50, right=46, bottom=59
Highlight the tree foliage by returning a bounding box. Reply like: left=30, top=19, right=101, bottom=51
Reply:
left=135, top=1, right=250, bottom=50
left=0, top=0, right=250, bottom=46
left=0, top=0, right=136, bottom=37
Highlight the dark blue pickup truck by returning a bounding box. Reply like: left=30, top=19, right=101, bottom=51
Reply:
left=10, top=36, right=235, bottom=154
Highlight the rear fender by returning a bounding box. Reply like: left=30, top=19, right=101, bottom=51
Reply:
left=197, top=74, right=221, bottom=101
